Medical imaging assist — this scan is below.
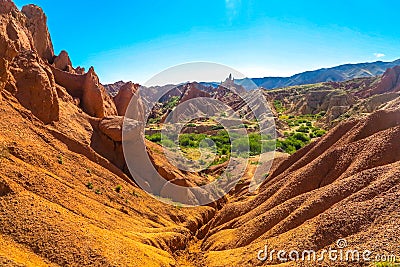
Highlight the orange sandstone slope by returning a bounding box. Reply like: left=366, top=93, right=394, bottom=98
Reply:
left=200, top=107, right=400, bottom=266
left=0, top=1, right=214, bottom=266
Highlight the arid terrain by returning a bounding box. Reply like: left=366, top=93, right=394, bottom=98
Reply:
left=0, top=1, right=399, bottom=266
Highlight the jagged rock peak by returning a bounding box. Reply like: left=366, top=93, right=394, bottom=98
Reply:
left=21, top=4, right=54, bottom=62
left=0, top=0, right=18, bottom=14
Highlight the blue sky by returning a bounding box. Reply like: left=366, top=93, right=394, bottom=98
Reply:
left=14, top=0, right=400, bottom=84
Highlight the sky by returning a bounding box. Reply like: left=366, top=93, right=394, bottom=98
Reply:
left=14, top=0, right=400, bottom=84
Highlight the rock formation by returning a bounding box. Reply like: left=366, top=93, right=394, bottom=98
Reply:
left=180, top=83, right=211, bottom=103
left=50, top=65, right=117, bottom=118
left=9, top=50, right=59, bottom=123
left=356, top=66, right=400, bottom=97
left=113, top=81, right=142, bottom=117
left=21, top=4, right=54, bottom=63
left=0, top=1, right=59, bottom=123
left=53, top=50, right=72, bottom=71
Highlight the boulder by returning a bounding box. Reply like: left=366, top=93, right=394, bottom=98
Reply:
left=98, top=116, right=124, bottom=142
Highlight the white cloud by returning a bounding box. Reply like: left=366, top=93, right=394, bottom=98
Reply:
left=374, top=53, right=385, bottom=58
left=225, top=0, right=242, bottom=24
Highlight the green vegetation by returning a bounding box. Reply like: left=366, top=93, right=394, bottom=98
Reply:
left=277, top=132, right=311, bottom=154
left=146, top=130, right=276, bottom=165
left=275, top=112, right=328, bottom=154
left=144, top=107, right=328, bottom=160
left=374, top=261, right=399, bottom=267
left=211, top=124, right=224, bottom=130
left=95, top=189, right=102, bottom=195
left=86, top=182, right=94, bottom=190
left=57, top=155, right=63, bottom=164
left=273, top=100, right=285, bottom=114
left=231, top=133, right=275, bottom=156
left=164, top=96, right=180, bottom=110
left=148, top=117, right=160, bottom=124
left=115, top=185, right=122, bottom=193
left=146, top=133, right=162, bottom=143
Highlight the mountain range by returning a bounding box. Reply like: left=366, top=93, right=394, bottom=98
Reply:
left=235, top=59, right=400, bottom=89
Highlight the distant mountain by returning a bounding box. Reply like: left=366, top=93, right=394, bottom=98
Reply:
left=236, top=59, right=400, bottom=89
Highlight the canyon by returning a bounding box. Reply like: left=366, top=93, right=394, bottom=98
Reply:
left=0, top=1, right=399, bottom=266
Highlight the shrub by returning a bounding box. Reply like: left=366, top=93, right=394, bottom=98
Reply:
left=292, top=132, right=310, bottom=143
left=86, top=182, right=94, bottom=189
left=115, top=185, right=122, bottom=193
left=164, top=96, right=180, bottom=110
left=314, top=129, right=326, bottom=137
left=57, top=155, right=63, bottom=164
left=297, top=126, right=310, bottom=133
left=276, top=132, right=310, bottom=154
left=148, top=117, right=160, bottom=124
left=147, top=133, right=162, bottom=143
left=160, top=139, right=175, bottom=148
left=211, top=124, right=224, bottom=130
left=273, top=100, right=285, bottom=113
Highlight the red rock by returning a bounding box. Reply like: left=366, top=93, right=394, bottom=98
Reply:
left=9, top=51, right=59, bottom=123
left=356, top=66, right=400, bottom=97
left=98, top=116, right=124, bottom=142
left=53, top=50, right=72, bottom=71
left=180, top=83, right=211, bottom=103
left=0, top=0, right=17, bottom=15
left=50, top=65, right=117, bottom=118
left=114, top=82, right=144, bottom=119
left=21, top=4, right=54, bottom=62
